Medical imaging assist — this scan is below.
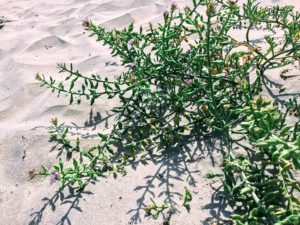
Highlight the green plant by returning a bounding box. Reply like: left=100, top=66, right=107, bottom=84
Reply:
left=183, top=186, right=193, bottom=211
left=37, top=0, right=300, bottom=223
left=223, top=97, right=300, bottom=224
left=145, top=198, right=169, bottom=219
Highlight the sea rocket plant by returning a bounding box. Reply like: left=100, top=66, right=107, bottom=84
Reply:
left=38, top=1, right=300, bottom=224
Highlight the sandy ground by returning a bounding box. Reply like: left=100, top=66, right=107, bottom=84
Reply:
left=0, top=0, right=299, bottom=225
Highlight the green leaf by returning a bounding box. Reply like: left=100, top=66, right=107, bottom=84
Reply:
left=70, top=94, right=74, bottom=105
left=98, top=133, right=108, bottom=142
left=73, top=159, right=79, bottom=170
left=183, top=186, right=192, bottom=211
left=240, top=186, right=252, bottom=195
left=204, top=172, right=222, bottom=179
left=58, top=158, right=64, bottom=172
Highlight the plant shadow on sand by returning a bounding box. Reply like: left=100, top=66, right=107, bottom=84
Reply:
left=262, top=71, right=300, bottom=109
left=126, top=133, right=235, bottom=224
left=47, top=109, right=114, bottom=160
left=68, top=109, right=114, bottom=139
left=28, top=110, right=237, bottom=225
left=0, top=16, right=11, bottom=30
left=28, top=185, right=93, bottom=225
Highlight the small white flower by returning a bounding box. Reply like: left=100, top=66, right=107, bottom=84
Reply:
left=127, top=39, right=135, bottom=49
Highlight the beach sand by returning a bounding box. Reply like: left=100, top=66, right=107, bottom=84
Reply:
left=0, top=0, right=299, bottom=224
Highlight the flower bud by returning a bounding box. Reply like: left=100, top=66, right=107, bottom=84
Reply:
left=171, top=3, right=177, bottom=12
left=201, top=105, right=209, bottom=112
left=82, top=17, right=92, bottom=29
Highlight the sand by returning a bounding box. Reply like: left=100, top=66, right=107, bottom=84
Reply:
left=0, top=0, right=299, bottom=225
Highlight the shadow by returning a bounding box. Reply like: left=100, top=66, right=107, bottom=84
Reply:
left=200, top=137, right=254, bottom=225
left=105, top=61, right=119, bottom=67
left=262, top=74, right=300, bottom=109
left=31, top=109, right=114, bottom=140
left=202, top=185, right=234, bottom=225
left=28, top=184, right=93, bottom=225
left=0, top=16, right=11, bottom=30
left=126, top=132, right=229, bottom=224
left=46, top=109, right=115, bottom=162
left=32, top=109, right=113, bottom=139
left=84, top=109, right=102, bottom=129
left=67, top=109, right=114, bottom=139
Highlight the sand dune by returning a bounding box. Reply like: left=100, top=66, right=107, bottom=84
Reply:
left=0, top=0, right=299, bottom=224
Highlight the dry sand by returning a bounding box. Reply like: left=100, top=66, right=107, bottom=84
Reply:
left=0, top=0, right=299, bottom=225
